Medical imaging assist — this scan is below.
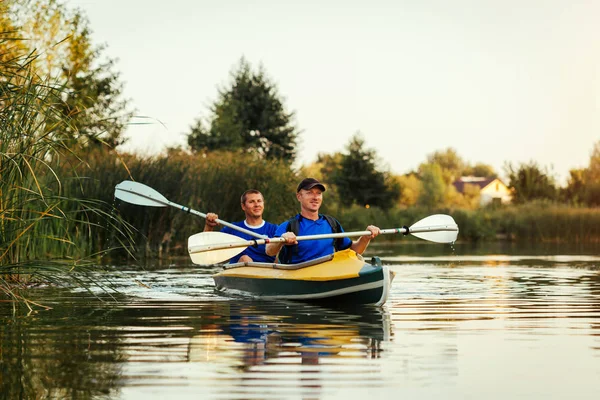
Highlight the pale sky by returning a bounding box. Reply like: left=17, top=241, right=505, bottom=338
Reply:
left=67, top=0, right=599, bottom=184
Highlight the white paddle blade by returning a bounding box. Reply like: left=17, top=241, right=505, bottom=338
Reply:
left=190, top=248, right=244, bottom=265
left=114, top=181, right=168, bottom=207
left=409, top=214, right=459, bottom=243
left=188, top=232, right=247, bottom=265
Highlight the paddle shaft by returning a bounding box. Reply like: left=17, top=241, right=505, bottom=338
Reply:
left=115, top=185, right=268, bottom=239
left=188, top=224, right=457, bottom=254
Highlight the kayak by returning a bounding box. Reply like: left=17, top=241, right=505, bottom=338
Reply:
left=212, top=249, right=395, bottom=306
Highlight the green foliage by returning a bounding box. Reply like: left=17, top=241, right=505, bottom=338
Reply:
left=495, top=202, right=600, bottom=242
left=426, top=147, right=465, bottom=184
left=563, top=141, right=600, bottom=206
left=587, top=140, right=600, bottom=182
left=396, top=173, right=422, bottom=207
left=463, top=162, right=497, bottom=178
left=335, top=204, right=391, bottom=232
left=426, top=148, right=497, bottom=182
left=178, top=150, right=299, bottom=224
left=449, top=202, right=600, bottom=243
left=334, top=204, right=433, bottom=237
left=418, top=163, right=446, bottom=208
left=315, top=152, right=343, bottom=182
left=0, top=47, right=135, bottom=305
left=332, top=202, right=600, bottom=244
left=332, top=133, right=399, bottom=209
left=417, top=148, right=498, bottom=209
left=7, top=0, right=132, bottom=149
left=188, top=58, right=299, bottom=162
left=563, top=168, right=586, bottom=204
left=505, top=161, right=557, bottom=204
left=451, top=209, right=497, bottom=241
left=584, top=183, right=600, bottom=206
left=78, top=150, right=300, bottom=260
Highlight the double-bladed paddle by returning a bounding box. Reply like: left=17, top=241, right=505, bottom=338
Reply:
left=187, top=214, right=459, bottom=265
left=114, top=180, right=268, bottom=239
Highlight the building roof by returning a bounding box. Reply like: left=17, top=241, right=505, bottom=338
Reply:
left=452, top=176, right=497, bottom=193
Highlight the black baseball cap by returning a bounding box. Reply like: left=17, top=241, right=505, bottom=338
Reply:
left=296, top=178, right=326, bottom=192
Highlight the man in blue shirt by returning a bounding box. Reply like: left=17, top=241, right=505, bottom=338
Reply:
left=266, top=178, right=380, bottom=264
left=204, top=189, right=277, bottom=263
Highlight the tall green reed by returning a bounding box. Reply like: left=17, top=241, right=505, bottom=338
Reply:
left=0, top=42, right=135, bottom=306
left=335, top=202, right=600, bottom=245
left=83, top=149, right=300, bottom=260
left=452, top=202, right=600, bottom=243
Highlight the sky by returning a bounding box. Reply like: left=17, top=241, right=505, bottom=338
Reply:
left=66, top=0, right=599, bottom=184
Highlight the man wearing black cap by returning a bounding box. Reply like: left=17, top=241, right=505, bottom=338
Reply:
left=266, top=178, right=380, bottom=263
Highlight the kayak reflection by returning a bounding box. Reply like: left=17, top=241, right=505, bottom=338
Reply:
left=187, top=300, right=392, bottom=368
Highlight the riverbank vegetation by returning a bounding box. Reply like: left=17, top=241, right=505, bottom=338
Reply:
left=2, top=0, right=599, bottom=304
left=0, top=0, right=135, bottom=304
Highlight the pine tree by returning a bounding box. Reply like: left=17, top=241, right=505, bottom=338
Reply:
left=333, top=133, right=399, bottom=209
left=187, top=58, right=298, bottom=162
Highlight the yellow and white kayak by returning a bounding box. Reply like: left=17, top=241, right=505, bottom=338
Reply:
left=213, top=249, right=395, bottom=306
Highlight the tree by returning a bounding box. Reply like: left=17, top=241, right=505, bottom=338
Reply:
left=463, top=162, right=497, bottom=178
left=397, top=173, right=422, bottom=207
left=427, top=148, right=498, bottom=180
left=427, top=148, right=465, bottom=184
left=418, top=163, right=446, bottom=208
left=505, top=161, right=557, bottom=204
left=564, top=141, right=600, bottom=205
left=314, top=152, right=343, bottom=182
left=584, top=141, right=600, bottom=205
left=563, top=168, right=586, bottom=204
left=7, top=0, right=131, bottom=149
left=188, top=58, right=299, bottom=162
left=332, top=133, right=399, bottom=209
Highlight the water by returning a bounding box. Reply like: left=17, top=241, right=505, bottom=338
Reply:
left=1, top=242, right=600, bottom=399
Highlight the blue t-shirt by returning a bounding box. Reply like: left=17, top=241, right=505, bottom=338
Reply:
left=222, top=221, right=278, bottom=263
left=274, top=215, right=352, bottom=264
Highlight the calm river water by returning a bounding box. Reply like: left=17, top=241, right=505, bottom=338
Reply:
left=1, top=242, right=599, bottom=399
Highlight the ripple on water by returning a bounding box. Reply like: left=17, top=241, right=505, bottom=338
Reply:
left=2, top=256, right=600, bottom=399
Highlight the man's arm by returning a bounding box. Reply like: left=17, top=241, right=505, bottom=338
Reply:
left=266, top=232, right=297, bottom=256
left=350, top=225, right=380, bottom=254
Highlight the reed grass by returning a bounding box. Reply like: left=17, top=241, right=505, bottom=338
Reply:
left=452, top=202, right=600, bottom=243
left=0, top=40, right=135, bottom=307
left=73, top=149, right=300, bottom=260
left=333, top=202, right=600, bottom=245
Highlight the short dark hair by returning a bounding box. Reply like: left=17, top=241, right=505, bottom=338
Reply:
left=241, top=189, right=263, bottom=204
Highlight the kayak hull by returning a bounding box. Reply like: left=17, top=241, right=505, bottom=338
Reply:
left=213, top=249, right=394, bottom=306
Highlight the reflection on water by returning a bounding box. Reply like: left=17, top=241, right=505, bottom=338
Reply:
left=1, top=246, right=600, bottom=399
left=1, top=294, right=391, bottom=399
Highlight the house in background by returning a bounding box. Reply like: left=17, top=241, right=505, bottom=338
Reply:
left=452, top=176, right=512, bottom=206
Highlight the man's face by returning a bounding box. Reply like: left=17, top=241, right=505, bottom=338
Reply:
left=241, top=193, right=264, bottom=218
left=296, top=188, right=323, bottom=213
